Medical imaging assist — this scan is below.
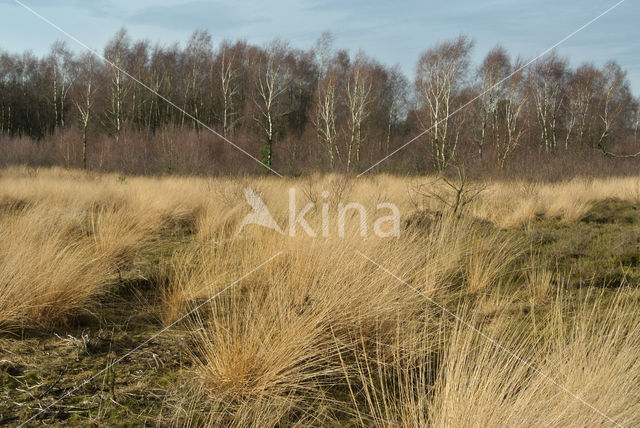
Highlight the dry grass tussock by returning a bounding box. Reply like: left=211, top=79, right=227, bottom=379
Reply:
left=2, top=166, right=640, bottom=426
left=428, top=291, right=640, bottom=427
left=474, top=176, right=640, bottom=227
left=0, top=167, right=211, bottom=329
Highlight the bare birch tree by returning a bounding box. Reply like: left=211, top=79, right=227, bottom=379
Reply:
left=415, top=36, right=473, bottom=170
left=345, top=53, right=373, bottom=171
left=596, top=61, right=634, bottom=156
left=563, top=64, right=602, bottom=150
left=314, top=31, right=334, bottom=80
left=74, top=53, right=98, bottom=169
left=182, top=30, right=213, bottom=130
left=313, top=67, right=340, bottom=168
left=498, top=58, right=528, bottom=168
left=252, top=40, right=292, bottom=168
left=528, top=53, right=567, bottom=152
left=217, top=41, right=243, bottom=137
left=104, top=28, right=131, bottom=140
left=476, top=46, right=509, bottom=158
left=47, top=41, right=75, bottom=129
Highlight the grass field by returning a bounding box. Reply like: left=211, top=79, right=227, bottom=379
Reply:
left=1, top=166, right=640, bottom=426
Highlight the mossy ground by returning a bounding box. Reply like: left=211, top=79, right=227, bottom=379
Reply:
left=520, top=199, right=640, bottom=288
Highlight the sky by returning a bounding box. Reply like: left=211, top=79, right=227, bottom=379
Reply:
left=0, top=0, right=638, bottom=95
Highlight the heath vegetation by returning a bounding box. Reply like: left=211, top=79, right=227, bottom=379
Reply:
left=1, top=167, right=640, bottom=426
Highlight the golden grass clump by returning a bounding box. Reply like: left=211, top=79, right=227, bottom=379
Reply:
left=0, top=168, right=207, bottom=329
left=428, top=291, right=640, bottom=427
left=0, top=205, right=110, bottom=329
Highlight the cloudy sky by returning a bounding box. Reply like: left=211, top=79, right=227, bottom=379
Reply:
left=1, top=0, right=638, bottom=94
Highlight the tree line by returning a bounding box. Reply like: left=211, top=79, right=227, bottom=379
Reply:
left=1, top=29, right=639, bottom=176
